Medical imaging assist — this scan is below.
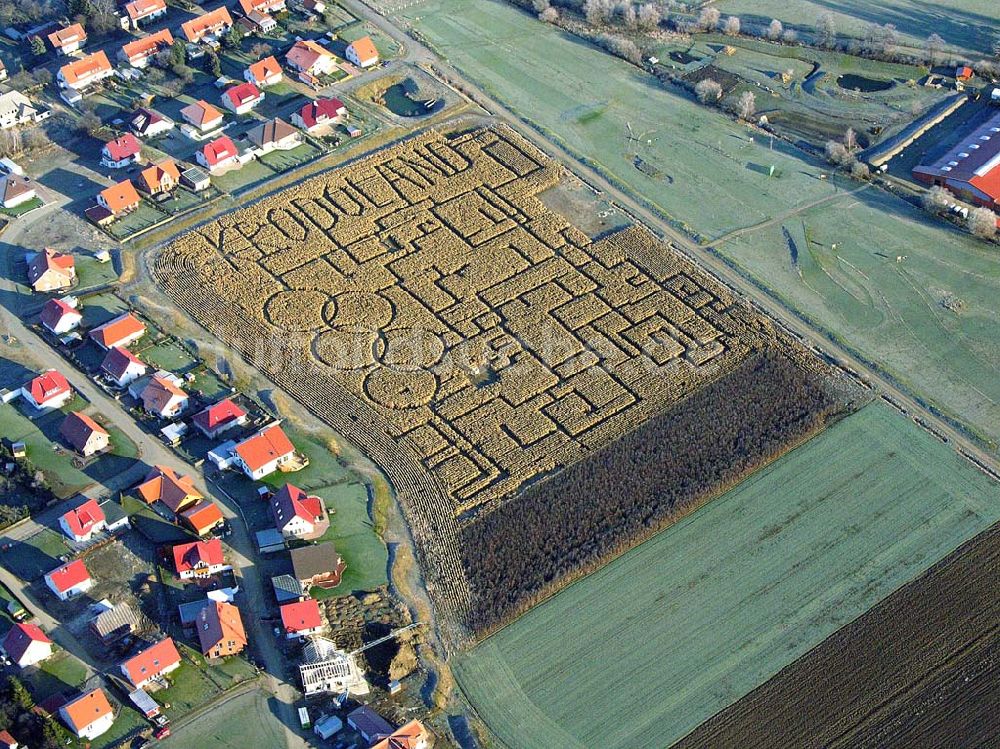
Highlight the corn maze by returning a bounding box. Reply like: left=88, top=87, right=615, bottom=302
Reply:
left=153, top=126, right=830, bottom=636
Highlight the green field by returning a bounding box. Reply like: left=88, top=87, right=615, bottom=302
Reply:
left=714, top=0, right=996, bottom=55
left=402, top=0, right=1000, bottom=448
left=400, top=0, right=842, bottom=241
left=455, top=404, right=1000, bottom=749
left=161, top=687, right=285, bottom=749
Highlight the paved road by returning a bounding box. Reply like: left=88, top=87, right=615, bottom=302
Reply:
left=351, top=0, right=1000, bottom=481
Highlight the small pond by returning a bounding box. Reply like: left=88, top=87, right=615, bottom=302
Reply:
left=836, top=73, right=895, bottom=92
left=380, top=81, right=445, bottom=117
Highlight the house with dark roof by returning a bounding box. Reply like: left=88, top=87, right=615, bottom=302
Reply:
left=1, top=622, right=53, bottom=667
left=59, top=413, right=109, bottom=458
left=139, top=374, right=188, bottom=418
left=27, top=248, right=75, bottom=292
left=120, top=637, right=181, bottom=688
left=40, top=297, right=82, bottom=335
left=128, top=107, right=174, bottom=137
left=101, top=346, right=147, bottom=387
left=136, top=465, right=202, bottom=513
left=248, top=117, right=301, bottom=155
left=271, top=483, right=329, bottom=540
left=347, top=706, right=394, bottom=745
left=290, top=541, right=345, bottom=590
left=197, top=601, right=247, bottom=658
left=0, top=173, right=36, bottom=209
left=192, top=397, right=247, bottom=438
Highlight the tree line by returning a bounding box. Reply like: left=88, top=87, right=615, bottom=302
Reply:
left=459, top=350, right=845, bottom=636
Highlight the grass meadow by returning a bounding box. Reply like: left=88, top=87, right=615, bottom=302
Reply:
left=455, top=404, right=1000, bottom=749
left=403, top=0, right=1000, bottom=448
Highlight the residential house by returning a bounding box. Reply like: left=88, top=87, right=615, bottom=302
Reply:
left=0, top=174, right=35, bottom=209
left=48, top=23, right=87, bottom=55
left=45, top=559, right=93, bottom=601
left=270, top=483, right=329, bottom=540
left=1, top=622, right=53, bottom=667
left=128, top=107, right=174, bottom=137
left=179, top=500, right=224, bottom=536
left=221, top=81, right=263, bottom=115
left=120, top=28, right=174, bottom=68
left=197, top=601, right=247, bottom=658
left=180, top=166, right=211, bottom=191
left=40, top=298, right=82, bottom=335
left=292, top=97, right=346, bottom=133
left=290, top=541, right=346, bottom=590
left=59, top=689, right=115, bottom=740
left=239, top=0, right=286, bottom=14
left=59, top=498, right=107, bottom=542
left=180, top=99, right=224, bottom=134
left=181, top=7, right=233, bottom=43
left=371, top=721, right=431, bottom=749
left=233, top=423, right=295, bottom=480
left=0, top=91, right=46, bottom=129
left=197, top=135, right=239, bottom=173
left=91, top=601, right=141, bottom=643
left=347, top=707, right=394, bottom=745
left=247, top=117, right=300, bottom=155
left=58, top=51, right=114, bottom=91
left=21, top=369, right=73, bottom=410
left=279, top=598, right=322, bottom=639
left=123, top=0, right=167, bottom=29
left=172, top=538, right=228, bottom=579
left=345, top=36, right=379, bottom=68
left=956, top=65, right=974, bottom=81
left=97, top=180, right=142, bottom=216
left=285, top=39, right=336, bottom=79
left=140, top=374, right=188, bottom=418
left=240, top=10, right=277, bottom=34
left=120, top=637, right=181, bottom=688
left=27, top=247, right=75, bottom=292
left=245, top=55, right=283, bottom=87
left=137, top=158, right=180, bottom=195
left=59, top=413, right=110, bottom=458
left=101, top=133, right=142, bottom=169
left=101, top=346, right=147, bottom=387
left=192, top=397, right=247, bottom=438
left=136, top=465, right=202, bottom=513
left=302, top=0, right=326, bottom=14
left=90, top=312, right=146, bottom=350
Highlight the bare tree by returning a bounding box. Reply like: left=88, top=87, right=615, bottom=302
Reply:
left=617, top=2, right=637, bottom=29
left=781, top=28, right=798, bottom=43
left=843, top=127, right=858, bottom=153
left=250, top=42, right=272, bottom=59
left=767, top=19, right=783, bottom=41
left=816, top=12, right=837, bottom=48
left=969, top=207, right=998, bottom=240
left=824, top=139, right=850, bottom=165
left=539, top=6, right=558, bottom=22
left=925, top=33, right=945, bottom=64
left=882, top=23, right=898, bottom=57
left=921, top=185, right=951, bottom=213
left=698, top=6, right=720, bottom=31
left=531, top=0, right=549, bottom=11
left=637, top=4, right=660, bottom=31
left=723, top=15, right=740, bottom=36
left=850, top=160, right=870, bottom=180
left=695, top=78, right=723, bottom=104
left=584, top=0, right=613, bottom=26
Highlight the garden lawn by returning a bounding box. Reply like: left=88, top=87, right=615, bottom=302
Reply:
left=456, top=404, right=1000, bottom=749
left=160, top=687, right=284, bottom=749
left=74, top=255, right=119, bottom=290
left=0, top=402, right=92, bottom=499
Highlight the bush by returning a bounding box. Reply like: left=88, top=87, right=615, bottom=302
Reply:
left=968, top=206, right=998, bottom=240
left=695, top=78, right=723, bottom=104
left=921, top=185, right=951, bottom=213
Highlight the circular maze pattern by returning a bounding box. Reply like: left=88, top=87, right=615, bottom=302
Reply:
left=375, top=328, right=446, bottom=371
left=313, top=329, right=378, bottom=370
left=264, top=290, right=331, bottom=331
left=363, top=367, right=438, bottom=409
left=326, top=291, right=394, bottom=332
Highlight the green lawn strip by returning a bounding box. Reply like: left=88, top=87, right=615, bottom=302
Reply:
left=0, top=403, right=92, bottom=499
left=157, top=647, right=223, bottom=720
left=27, top=651, right=89, bottom=701
left=74, top=255, right=120, bottom=291
left=456, top=404, right=1000, bottom=749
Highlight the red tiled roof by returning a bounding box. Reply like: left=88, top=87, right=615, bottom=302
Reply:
left=247, top=55, right=282, bottom=83
left=26, top=370, right=71, bottom=406
left=138, top=158, right=180, bottom=193
left=48, top=23, right=86, bottom=49
left=141, top=375, right=187, bottom=414
left=279, top=599, right=321, bottom=633
left=224, top=82, right=262, bottom=109
left=371, top=721, right=431, bottom=749
left=286, top=40, right=331, bottom=73
left=172, top=538, right=224, bottom=574
left=47, top=559, right=90, bottom=593
left=297, top=97, right=345, bottom=129
left=271, top=483, right=324, bottom=528
left=126, top=0, right=166, bottom=21
left=89, top=313, right=145, bottom=349
left=60, top=497, right=106, bottom=538
left=236, top=425, right=294, bottom=473
left=137, top=465, right=201, bottom=513
left=0, top=728, right=18, bottom=749
left=61, top=688, right=113, bottom=734
left=181, top=7, right=233, bottom=42
left=347, top=35, right=378, bottom=65
left=2, top=621, right=52, bottom=663
left=181, top=99, right=223, bottom=128
left=104, top=133, right=141, bottom=162
left=121, top=28, right=174, bottom=62
left=100, top=346, right=145, bottom=380
left=28, top=248, right=75, bottom=286
left=197, top=601, right=246, bottom=655
left=59, top=413, right=109, bottom=454
left=98, top=180, right=141, bottom=214
left=192, top=398, right=246, bottom=433
left=40, top=298, right=81, bottom=331
left=59, top=51, right=111, bottom=86
left=179, top=500, right=224, bottom=535
left=201, top=135, right=238, bottom=167
left=120, top=638, right=181, bottom=685
left=240, top=0, right=285, bottom=13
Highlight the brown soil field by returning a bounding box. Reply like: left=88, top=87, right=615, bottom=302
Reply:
left=151, top=125, right=848, bottom=640
left=674, top=519, right=1000, bottom=749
